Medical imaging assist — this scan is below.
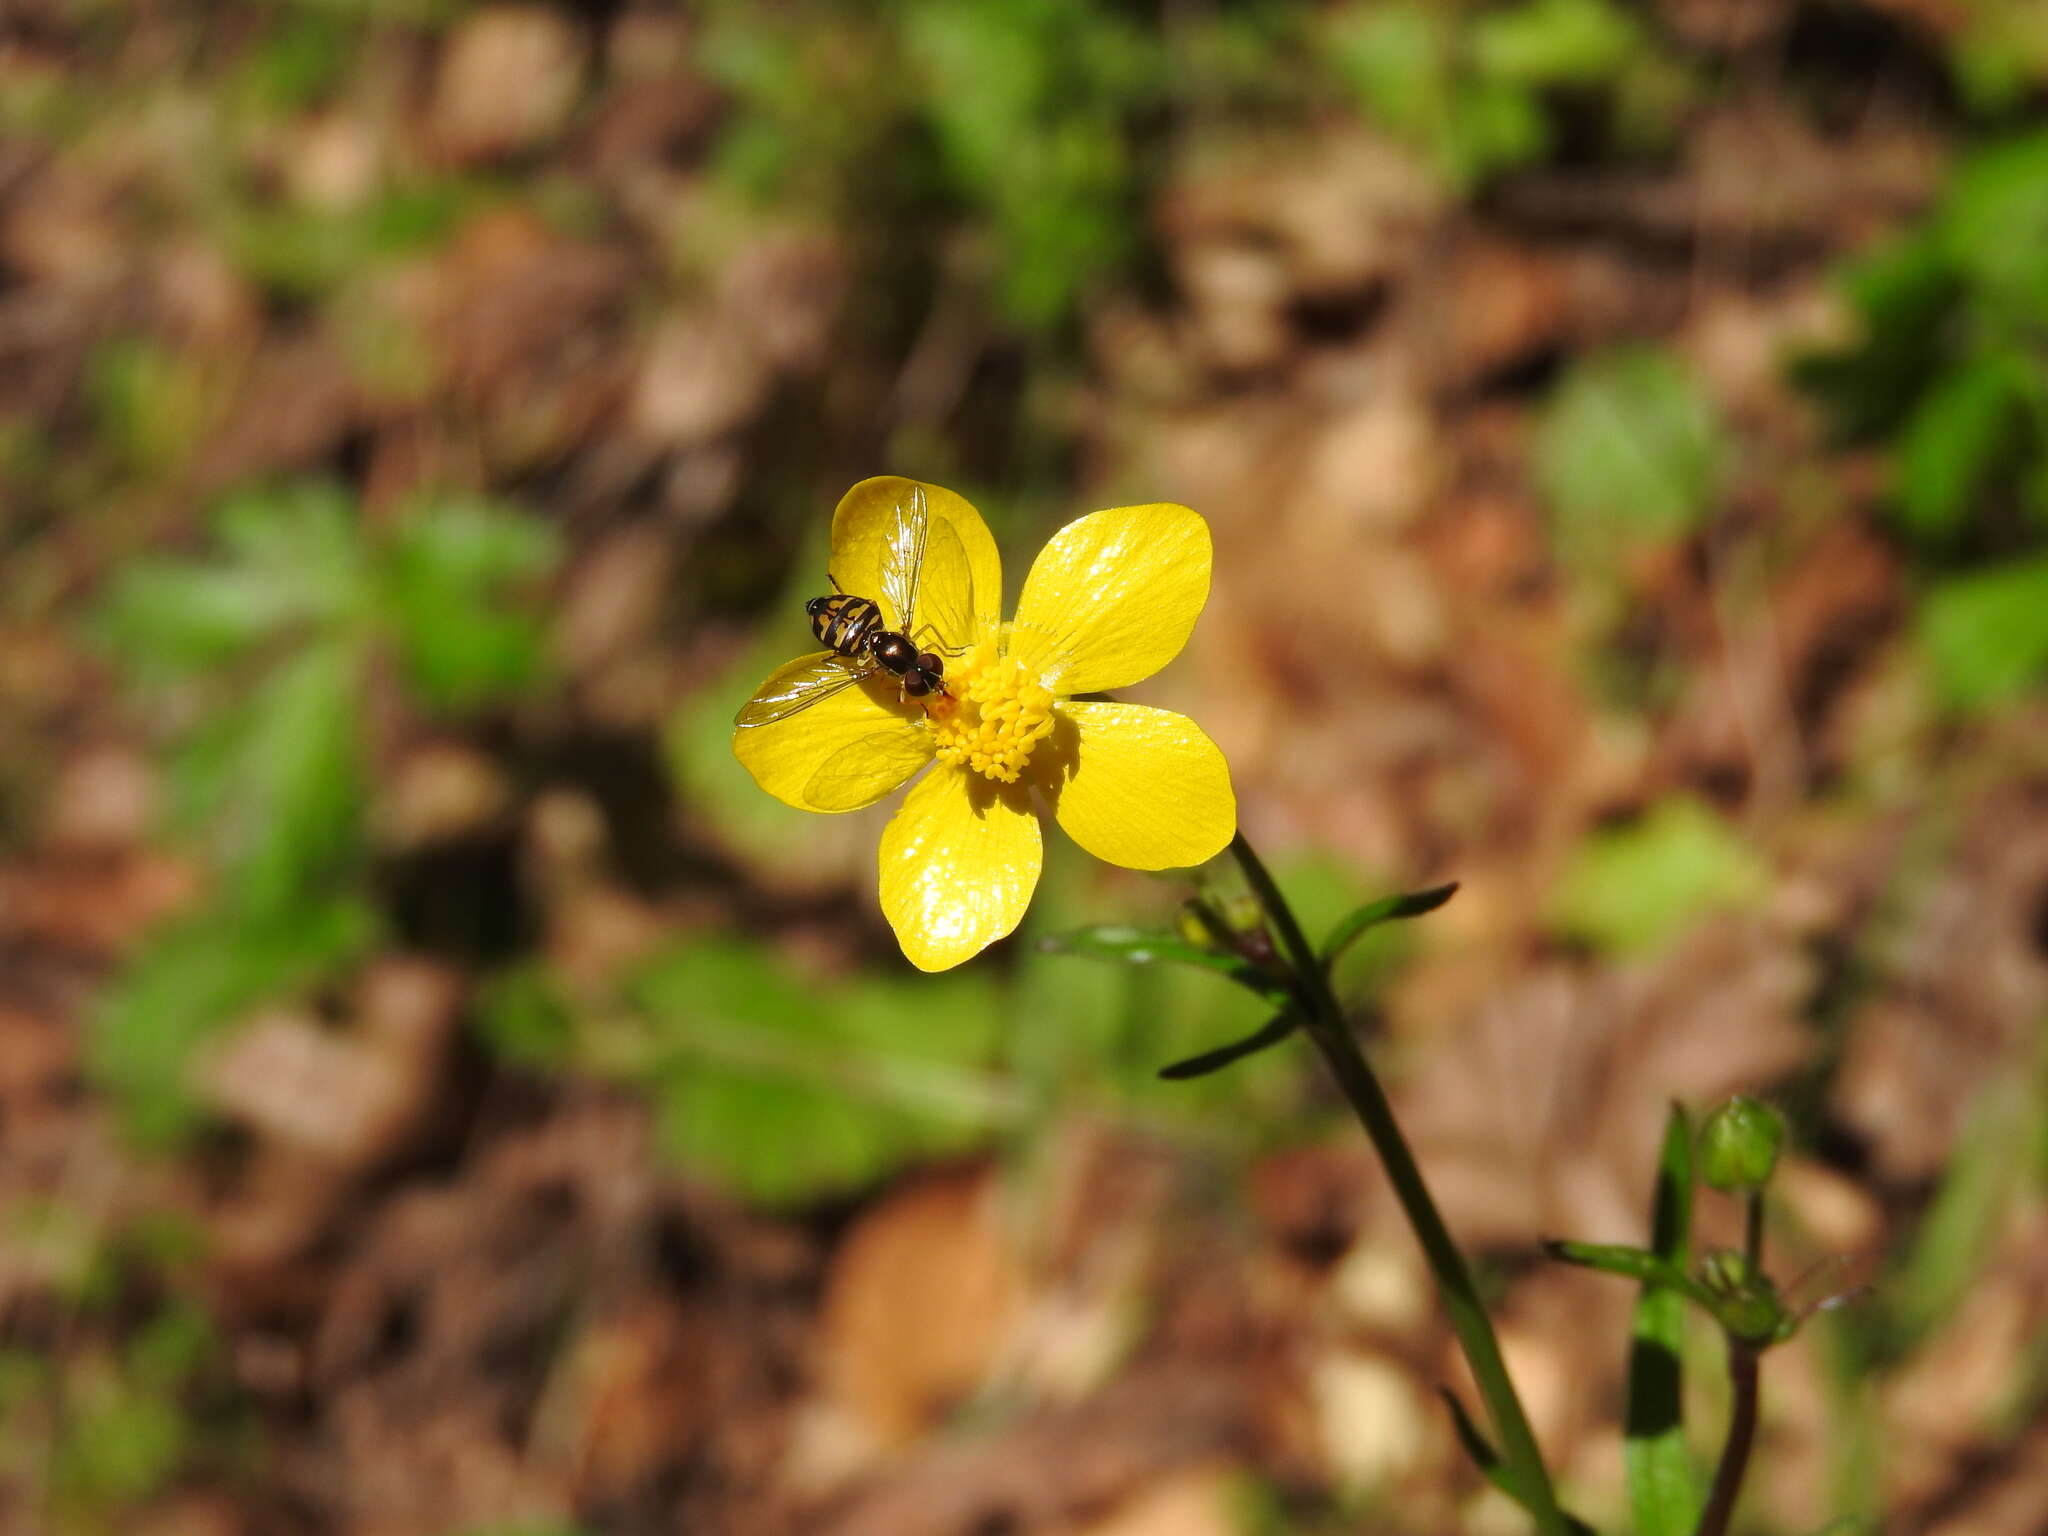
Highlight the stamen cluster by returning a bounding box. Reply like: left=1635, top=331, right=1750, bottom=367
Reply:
left=928, top=639, right=1055, bottom=783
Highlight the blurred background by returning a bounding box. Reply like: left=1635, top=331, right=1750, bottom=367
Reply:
left=2, top=1, right=2046, bottom=1532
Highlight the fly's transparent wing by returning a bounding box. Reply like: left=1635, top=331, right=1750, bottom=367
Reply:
left=914, top=516, right=973, bottom=652
left=878, top=484, right=930, bottom=634
left=802, top=731, right=933, bottom=811
left=734, top=652, right=868, bottom=728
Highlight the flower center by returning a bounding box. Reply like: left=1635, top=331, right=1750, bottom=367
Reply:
left=927, top=639, right=1055, bottom=783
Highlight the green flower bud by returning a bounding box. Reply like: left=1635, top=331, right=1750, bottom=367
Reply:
left=1699, top=1095, right=1785, bottom=1193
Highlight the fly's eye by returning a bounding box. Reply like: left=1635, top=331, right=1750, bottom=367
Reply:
left=805, top=597, right=827, bottom=616
left=917, top=653, right=943, bottom=673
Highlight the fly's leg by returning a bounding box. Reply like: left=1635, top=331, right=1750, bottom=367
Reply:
left=910, top=623, right=967, bottom=656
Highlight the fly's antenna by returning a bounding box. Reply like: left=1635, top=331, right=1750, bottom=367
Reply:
left=826, top=570, right=844, bottom=593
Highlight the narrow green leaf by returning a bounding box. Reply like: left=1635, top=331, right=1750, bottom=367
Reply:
left=1649, top=1103, right=1696, bottom=1256
left=1543, top=1239, right=1676, bottom=1286
left=1038, top=925, right=1289, bottom=1001
left=1157, top=1010, right=1299, bottom=1080
left=1439, top=1389, right=1599, bottom=1536
left=1319, top=882, right=1458, bottom=966
left=1626, top=1104, right=1703, bottom=1536
left=1441, top=1386, right=1516, bottom=1490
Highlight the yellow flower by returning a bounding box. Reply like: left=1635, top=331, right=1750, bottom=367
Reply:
left=733, top=476, right=1237, bottom=970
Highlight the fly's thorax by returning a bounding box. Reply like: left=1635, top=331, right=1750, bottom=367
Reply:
left=927, top=638, right=1055, bottom=784
left=869, top=631, right=918, bottom=674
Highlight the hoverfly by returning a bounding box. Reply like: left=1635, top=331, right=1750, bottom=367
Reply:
left=734, top=485, right=972, bottom=729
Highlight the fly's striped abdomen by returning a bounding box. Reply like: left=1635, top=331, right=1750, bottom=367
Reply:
left=810, top=594, right=883, bottom=657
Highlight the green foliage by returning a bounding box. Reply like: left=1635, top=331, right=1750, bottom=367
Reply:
left=1796, top=132, right=2048, bottom=712
left=93, top=482, right=556, bottom=1140
left=85, top=338, right=213, bottom=477
left=481, top=940, right=1011, bottom=1206
left=1551, top=797, right=1767, bottom=953
left=1800, top=133, right=2048, bottom=555
left=91, top=901, right=376, bottom=1145
left=1894, top=349, right=2035, bottom=544
left=5, top=1293, right=240, bottom=1528
left=700, top=0, right=1682, bottom=326
left=384, top=498, right=558, bottom=709
left=1917, top=556, right=2048, bottom=710
left=236, top=8, right=359, bottom=112
left=1037, top=923, right=1290, bottom=1001
left=702, top=0, right=1308, bottom=332
left=1470, top=0, right=1640, bottom=85
left=1537, top=344, right=1727, bottom=557
left=53, top=1375, right=187, bottom=1508
left=1324, top=0, right=1669, bottom=188
left=701, top=0, right=1155, bottom=328
left=218, top=180, right=477, bottom=300
left=1044, top=869, right=1458, bottom=1084
left=905, top=0, right=1151, bottom=326
left=1949, top=0, right=2048, bottom=115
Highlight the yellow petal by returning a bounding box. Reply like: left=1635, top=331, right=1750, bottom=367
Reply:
left=879, top=766, right=1041, bottom=971
left=1039, top=702, right=1235, bottom=870
left=830, top=477, right=1003, bottom=652
left=1009, top=502, right=1212, bottom=694
left=733, top=654, right=934, bottom=812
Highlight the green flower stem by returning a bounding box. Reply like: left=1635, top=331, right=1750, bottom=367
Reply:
left=1743, top=1190, right=1765, bottom=1272
left=1228, top=833, right=1568, bottom=1536
left=1696, top=1340, right=1760, bottom=1536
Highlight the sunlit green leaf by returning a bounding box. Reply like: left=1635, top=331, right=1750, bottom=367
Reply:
left=1918, top=556, right=2048, bottom=710
left=53, top=1380, right=185, bottom=1505
left=214, top=640, right=366, bottom=918
left=89, top=900, right=376, bottom=1144
left=623, top=940, right=1010, bottom=1204
left=905, top=0, right=1148, bottom=324
left=1537, top=345, right=1725, bottom=555
left=1940, top=131, right=2048, bottom=330
left=85, top=338, right=211, bottom=477
left=1471, top=0, right=1640, bottom=87
left=1551, top=798, right=1767, bottom=953
left=382, top=497, right=557, bottom=711
left=474, top=967, right=578, bottom=1068
left=98, top=483, right=368, bottom=676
